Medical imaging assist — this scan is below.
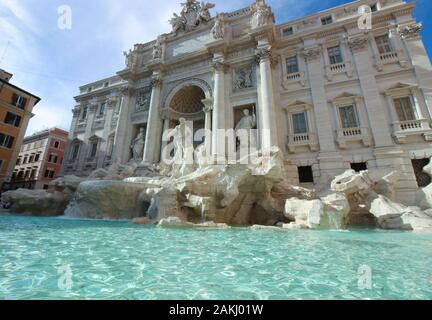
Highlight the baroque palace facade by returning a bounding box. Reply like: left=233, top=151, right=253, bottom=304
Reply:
left=62, top=0, right=432, bottom=206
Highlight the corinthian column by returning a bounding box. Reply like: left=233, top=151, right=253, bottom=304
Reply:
left=143, top=74, right=163, bottom=164
left=256, top=47, right=278, bottom=149
left=112, top=87, right=132, bottom=164
left=202, top=98, right=213, bottom=154
left=211, top=60, right=227, bottom=161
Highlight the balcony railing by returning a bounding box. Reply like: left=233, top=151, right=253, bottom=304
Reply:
left=325, top=61, right=353, bottom=81
left=392, top=119, right=432, bottom=143
left=376, top=50, right=407, bottom=70
left=284, top=71, right=306, bottom=87
left=287, top=132, right=319, bottom=153
left=338, top=127, right=362, bottom=137
left=287, top=72, right=301, bottom=81
left=379, top=51, right=398, bottom=63
left=336, top=127, right=371, bottom=149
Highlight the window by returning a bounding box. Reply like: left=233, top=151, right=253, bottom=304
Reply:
left=4, top=112, right=21, bottom=127
left=81, top=106, right=88, bottom=120
left=89, top=141, right=98, bottom=158
left=11, top=94, right=27, bottom=109
left=339, top=105, right=360, bottom=128
left=282, top=27, right=293, bottom=36
left=370, top=3, right=378, bottom=12
left=28, top=155, right=34, bottom=163
left=87, top=87, right=92, bottom=93
left=104, top=82, right=109, bottom=87
left=16, top=157, right=22, bottom=165
left=48, top=154, right=58, bottom=164
left=23, top=156, right=28, bottom=164
left=375, top=35, right=393, bottom=54
left=24, top=170, right=30, bottom=179
left=292, top=112, right=308, bottom=134
left=412, top=159, right=431, bottom=187
left=321, top=16, right=333, bottom=25
left=34, top=154, right=40, bottom=162
left=0, top=159, right=3, bottom=170
left=54, top=140, right=60, bottom=149
left=328, top=46, right=343, bottom=64
left=286, top=56, right=299, bottom=74
left=99, top=103, right=106, bottom=116
left=30, top=170, right=36, bottom=179
left=351, top=162, right=368, bottom=172
left=394, top=97, right=417, bottom=121
left=0, top=133, right=14, bottom=149
left=71, top=144, right=80, bottom=160
left=298, top=166, right=314, bottom=183
left=44, top=170, right=55, bottom=179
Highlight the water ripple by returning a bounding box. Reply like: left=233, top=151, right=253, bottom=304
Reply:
left=0, top=215, right=431, bottom=299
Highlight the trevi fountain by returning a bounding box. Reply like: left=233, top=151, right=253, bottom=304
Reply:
left=1, top=0, right=432, bottom=300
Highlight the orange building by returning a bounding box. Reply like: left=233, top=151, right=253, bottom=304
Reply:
left=9, top=128, right=68, bottom=190
left=0, top=69, right=40, bottom=190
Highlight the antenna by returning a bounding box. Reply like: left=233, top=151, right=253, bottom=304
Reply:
left=0, top=41, right=11, bottom=66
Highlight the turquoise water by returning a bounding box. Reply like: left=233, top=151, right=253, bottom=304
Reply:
left=0, top=215, right=432, bottom=300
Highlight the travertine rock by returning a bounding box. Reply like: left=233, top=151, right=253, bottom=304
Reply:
left=1, top=189, right=70, bottom=216
left=49, top=175, right=86, bottom=194
left=157, top=217, right=230, bottom=229
left=250, top=225, right=287, bottom=232
left=132, top=217, right=156, bottom=225
left=64, top=180, right=147, bottom=219
left=369, top=195, right=411, bottom=230
left=331, top=170, right=374, bottom=195
left=284, top=198, right=324, bottom=229
left=321, top=193, right=350, bottom=229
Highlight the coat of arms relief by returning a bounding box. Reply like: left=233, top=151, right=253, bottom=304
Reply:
left=169, top=0, right=215, bottom=35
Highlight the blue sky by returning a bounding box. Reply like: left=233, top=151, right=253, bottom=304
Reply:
left=0, top=0, right=431, bottom=135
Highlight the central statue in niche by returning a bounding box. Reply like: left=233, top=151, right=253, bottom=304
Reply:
left=235, top=109, right=257, bottom=151
left=131, top=127, right=146, bottom=162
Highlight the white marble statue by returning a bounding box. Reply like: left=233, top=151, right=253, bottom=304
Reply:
left=211, top=14, right=225, bottom=40
left=123, top=49, right=137, bottom=69
left=152, top=40, right=162, bottom=60
left=196, top=2, right=215, bottom=25
left=170, top=118, right=195, bottom=177
left=251, top=0, right=273, bottom=29
left=235, top=109, right=257, bottom=150
left=170, top=0, right=214, bottom=34
left=131, top=127, right=146, bottom=161
left=169, top=13, right=186, bottom=35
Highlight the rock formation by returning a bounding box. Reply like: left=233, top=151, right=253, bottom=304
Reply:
left=2, top=148, right=432, bottom=232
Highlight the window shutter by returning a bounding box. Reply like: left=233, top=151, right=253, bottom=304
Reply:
left=11, top=94, right=18, bottom=106
left=21, top=98, right=28, bottom=109
left=7, top=136, right=14, bottom=149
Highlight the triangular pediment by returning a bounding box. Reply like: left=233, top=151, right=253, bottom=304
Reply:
left=333, top=92, right=359, bottom=100
left=88, top=134, right=102, bottom=141
left=287, top=100, right=310, bottom=107
left=387, top=82, right=417, bottom=91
